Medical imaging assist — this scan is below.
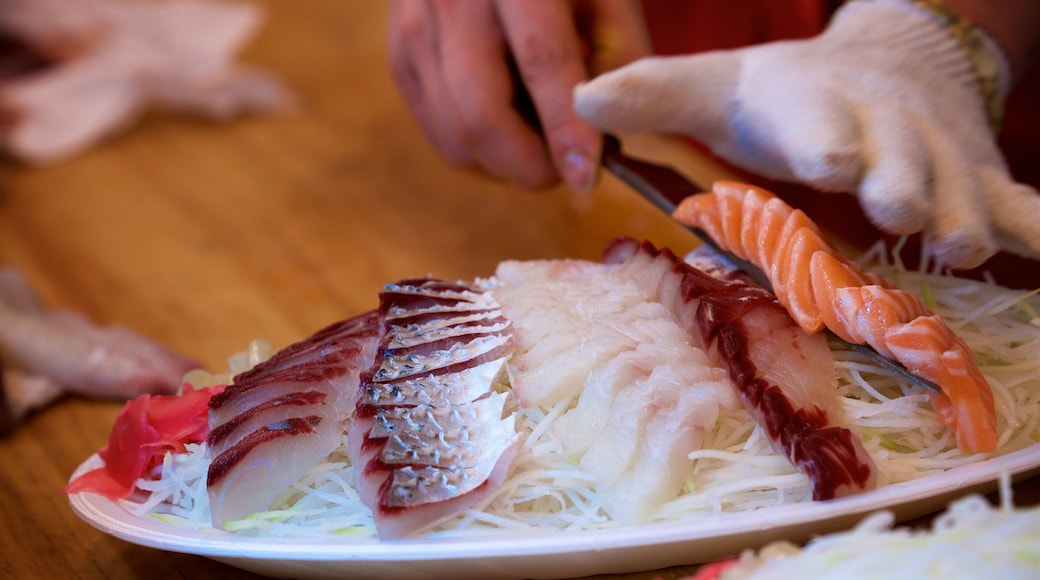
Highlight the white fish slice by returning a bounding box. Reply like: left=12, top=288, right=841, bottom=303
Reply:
left=606, top=238, right=879, bottom=500
left=494, top=257, right=735, bottom=524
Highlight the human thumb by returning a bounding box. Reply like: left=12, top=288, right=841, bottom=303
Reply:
left=574, top=51, right=740, bottom=145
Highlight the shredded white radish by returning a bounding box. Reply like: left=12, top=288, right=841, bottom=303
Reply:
left=121, top=243, right=1040, bottom=539
left=715, top=473, right=1040, bottom=579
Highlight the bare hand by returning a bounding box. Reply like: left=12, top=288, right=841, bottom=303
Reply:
left=388, top=0, right=651, bottom=192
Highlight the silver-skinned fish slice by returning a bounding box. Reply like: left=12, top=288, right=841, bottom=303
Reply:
left=356, top=393, right=520, bottom=538
left=348, top=278, right=518, bottom=539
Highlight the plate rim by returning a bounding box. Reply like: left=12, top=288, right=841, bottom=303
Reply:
left=68, top=442, right=1040, bottom=564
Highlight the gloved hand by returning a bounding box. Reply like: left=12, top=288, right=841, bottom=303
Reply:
left=574, top=0, right=1040, bottom=269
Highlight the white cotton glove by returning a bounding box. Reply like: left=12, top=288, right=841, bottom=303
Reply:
left=575, top=0, right=1040, bottom=269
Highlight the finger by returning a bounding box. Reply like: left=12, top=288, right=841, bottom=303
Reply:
left=434, top=0, right=558, bottom=188
left=387, top=0, right=473, bottom=168
left=978, top=168, right=1040, bottom=260
left=922, top=131, right=997, bottom=269
left=740, top=49, right=863, bottom=191
left=495, top=0, right=602, bottom=192
left=857, top=109, right=932, bottom=235
left=574, top=52, right=740, bottom=143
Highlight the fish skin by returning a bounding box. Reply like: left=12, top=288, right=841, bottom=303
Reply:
left=232, top=310, right=381, bottom=383
left=205, top=309, right=382, bottom=528
left=349, top=278, right=518, bottom=539
left=373, top=393, right=517, bottom=506
left=360, top=356, right=510, bottom=407
left=369, top=441, right=521, bottom=540
left=369, top=333, right=512, bottom=384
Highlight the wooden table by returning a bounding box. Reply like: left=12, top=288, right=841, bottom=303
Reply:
left=0, top=2, right=1035, bottom=579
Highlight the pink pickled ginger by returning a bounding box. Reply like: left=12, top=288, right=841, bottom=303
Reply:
left=64, top=384, right=224, bottom=499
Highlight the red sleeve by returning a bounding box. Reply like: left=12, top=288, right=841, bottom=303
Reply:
left=641, top=0, right=834, bottom=55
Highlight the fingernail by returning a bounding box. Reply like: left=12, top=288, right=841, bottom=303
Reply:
left=563, top=149, right=596, bottom=193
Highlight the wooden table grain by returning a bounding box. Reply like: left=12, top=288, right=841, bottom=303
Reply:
left=0, top=2, right=1035, bottom=579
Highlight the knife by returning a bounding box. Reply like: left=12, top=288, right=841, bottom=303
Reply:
left=600, top=134, right=942, bottom=394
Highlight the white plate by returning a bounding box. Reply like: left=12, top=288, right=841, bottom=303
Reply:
left=69, top=445, right=1040, bottom=580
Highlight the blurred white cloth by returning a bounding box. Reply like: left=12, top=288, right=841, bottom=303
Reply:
left=0, top=0, right=290, bottom=165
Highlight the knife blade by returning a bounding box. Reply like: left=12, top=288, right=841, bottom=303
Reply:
left=600, top=134, right=941, bottom=394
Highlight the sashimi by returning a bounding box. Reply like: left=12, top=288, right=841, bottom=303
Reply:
left=673, top=182, right=998, bottom=453
left=232, top=310, right=380, bottom=381
left=206, top=414, right=341, bottom=526
left=0, top=269, right=200, bottom=402
left=206, top=390, right=329, bottom=458
left=208, top=362, right=349, bottom=430
left=348, top=278, right=519, bottom=539
left=492, top=259, right=646, bottom=408
left=569, top=340, right=734, bottom=523
left=606, top=238, right=878, bottom=500
left=494, top=256, right=736, bottom=523
left=206, top=309, right=381, bottom=528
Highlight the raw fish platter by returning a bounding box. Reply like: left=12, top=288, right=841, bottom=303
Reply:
left=66, top=183, right=1040, bottom=551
